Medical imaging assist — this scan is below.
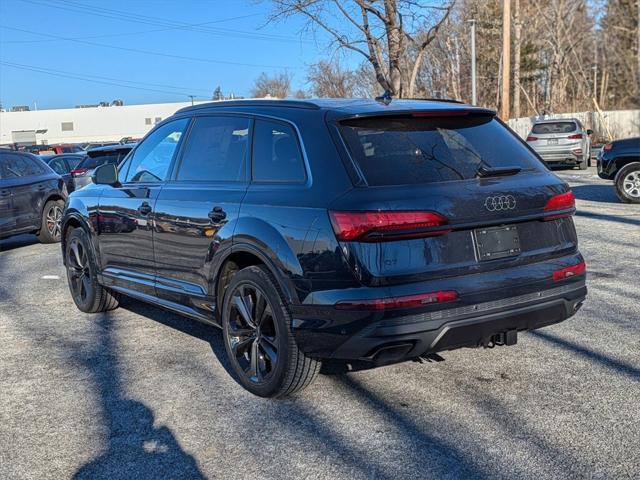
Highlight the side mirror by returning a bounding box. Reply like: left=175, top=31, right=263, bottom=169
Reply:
left=92, top=163, right=119, bottom=186
left=586, top=129, right=593, bottom=135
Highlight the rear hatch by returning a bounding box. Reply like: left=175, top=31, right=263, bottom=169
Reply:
left=526, top=121, right=583, bottom=154
left=330, top=111, right=577, bottom=287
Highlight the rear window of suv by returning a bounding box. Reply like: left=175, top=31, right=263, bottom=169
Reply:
left=531, top=122, right=577, bottom=134
left=339, top=113, right=542, bottom=186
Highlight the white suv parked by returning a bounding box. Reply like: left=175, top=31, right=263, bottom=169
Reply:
left=526, top=118, right=592, bottom=170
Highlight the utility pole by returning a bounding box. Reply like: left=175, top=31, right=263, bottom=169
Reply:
left=500, top=0, right=511, bottom=120
left=469, top=19, right=477, bottom=105
left=512, top=0, right=521, bottom=118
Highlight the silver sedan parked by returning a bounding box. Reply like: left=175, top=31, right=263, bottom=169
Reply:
left=526, top=118, right=592, bottom=169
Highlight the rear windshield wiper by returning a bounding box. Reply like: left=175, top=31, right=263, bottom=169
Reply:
left=476, top=164, right=522, bottom=178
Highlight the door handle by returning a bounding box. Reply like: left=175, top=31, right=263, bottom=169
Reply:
left=138, top=202, right=152, bottom=216
left=208, top=206, right=227, bottom=222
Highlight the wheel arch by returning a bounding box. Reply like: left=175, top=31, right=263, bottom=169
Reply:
left=60, top=212, right=98, bottom=267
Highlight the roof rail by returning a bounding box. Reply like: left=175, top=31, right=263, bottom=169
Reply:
left=177, top=99, right=321, bottom=114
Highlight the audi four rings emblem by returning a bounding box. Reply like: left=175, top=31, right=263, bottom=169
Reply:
left=484, top=195, right=516, bottom=211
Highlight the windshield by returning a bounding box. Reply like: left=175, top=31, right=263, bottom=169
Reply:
left=339, top=114, right=542, bottom=186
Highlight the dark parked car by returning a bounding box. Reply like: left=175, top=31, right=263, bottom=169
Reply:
left=597, top=137, right=640, bottom=203
left=41, top=153, right=87, bottom=194
left=72, top=144, right=135, bottom=190
left=61, top=99, right=587, bottom=397
left=1, top=151, right=67, bottom=242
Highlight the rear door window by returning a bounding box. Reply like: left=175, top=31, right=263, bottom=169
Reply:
left=0, top=154, right=44, bottom=178
left=252, top=120, right=306, bottom=183
left=339, top=114, right=542, bottom=187
left=48, top=157, right=67, bottom=174
left=531, top=122, right=577, bottom=134
left=176, top=116, right=250, bottom=182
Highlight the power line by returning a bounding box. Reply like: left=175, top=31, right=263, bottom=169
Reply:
left=17, top=0, right=310, bottom=44
left=0, top=25, right=298, bottom=70
left=0, top=60, right=211, bottom=94
left=1, top=13, right=264, bottom=44
left=0, top=60, right=209, bottom=98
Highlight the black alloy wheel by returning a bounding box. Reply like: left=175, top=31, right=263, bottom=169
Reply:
left=67, top=235, right=93, bottom=306
left=222, top=265, right=320, bottom=397
left=65, top=228, right=120, bottom=313
left=226, top=282, right=280, bottom=384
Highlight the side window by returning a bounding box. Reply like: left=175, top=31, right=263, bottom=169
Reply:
left=124, top=118, right=189, bottom=183
left=252, top=120, right=306, bottom=183
left=176, top=116, right=250, bottom=182
left=48, top=157, right=67, bottom=174
left=65, top=156, right=83, bottom=170
left=1, top=155, right=43, bottom=178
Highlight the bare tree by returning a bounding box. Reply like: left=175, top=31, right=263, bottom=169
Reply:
left=307, top=60, right=359, bottom=97
left=268, top=0, right=455, bottom=97
left=251, top=72, right=293, bottom=98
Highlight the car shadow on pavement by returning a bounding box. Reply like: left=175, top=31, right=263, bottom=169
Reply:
left=571, top=184, right=620, bottom=204
left=121, top=299, right=493, bottom=478
left=0, top=234, right=40, bottom=252
left=575, top=210, right=640, bottom=227
left=73, top=311, right=206, bottom=480
left=529, top=330, right=640, bottom=382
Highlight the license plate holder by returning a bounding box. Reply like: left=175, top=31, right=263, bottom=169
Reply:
left=474, top=225, right=521, bottom=261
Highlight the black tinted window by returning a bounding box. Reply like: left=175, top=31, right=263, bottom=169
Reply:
left=81, top=153, right=122, bottom=169
left=0, top=154, right=45, bottom=178
left=124, top=119, right=188, bottom=182
left=531, top=122, right=577, bottom=134
left=252, top=120, right=305, bottom=183
left=64, top=156, right=84, bottom=169
left=177, top=116, right=249, bottom=182
left=48, top=157, right=67, bottom=174
left=339, top=114, right=542, bottom=187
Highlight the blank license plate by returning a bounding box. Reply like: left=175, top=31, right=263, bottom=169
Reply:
left=474, top=226, right=521, bottom=261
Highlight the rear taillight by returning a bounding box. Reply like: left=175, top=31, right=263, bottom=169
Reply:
left=603, top=143, right=613, bottom=151
left=526, top=135, right=538, bottom=142
left=567, top=133, right=583, bottom=139
left=336, top=290, right=459, bottom=311
left=329, top=210, right=451, bottom=242
left=543, top=191, right=576, bottom=221
left=71, top=168, right=88, bottom=176
left=553, top=261, right=586, bottom=281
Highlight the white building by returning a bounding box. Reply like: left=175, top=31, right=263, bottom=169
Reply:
left=0, top=101, right=209, bottom=146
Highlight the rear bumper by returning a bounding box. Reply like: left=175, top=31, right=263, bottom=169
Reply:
left=291, top=254, right=587, bottom=363
left=537, top=150, right=582, bottom=163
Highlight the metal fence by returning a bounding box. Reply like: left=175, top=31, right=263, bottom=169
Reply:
left=507, top=109, right=640, bottom=143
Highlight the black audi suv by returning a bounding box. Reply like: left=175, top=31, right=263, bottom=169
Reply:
left=61, top=99, right=587, bottom=397
left=1, top=151, right=67, bottom=243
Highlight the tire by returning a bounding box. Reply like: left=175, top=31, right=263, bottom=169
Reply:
left=614, top=163, right=640, bottom=204
left=578, top=157, right=588, bottom=170
left=65, top=228, right=120, bottom=313
left=37, top=199, right=64, bottom=243
left=221, top=265, right=320, bottom=397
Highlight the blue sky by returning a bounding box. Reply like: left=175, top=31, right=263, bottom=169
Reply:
left=0, top=0, right=343, bottom=109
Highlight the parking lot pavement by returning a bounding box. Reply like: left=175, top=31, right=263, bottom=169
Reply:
left=0, top=166, right=638, bottom=480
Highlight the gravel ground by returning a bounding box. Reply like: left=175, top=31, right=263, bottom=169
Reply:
left=1, top=167, right=638, bottom=480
